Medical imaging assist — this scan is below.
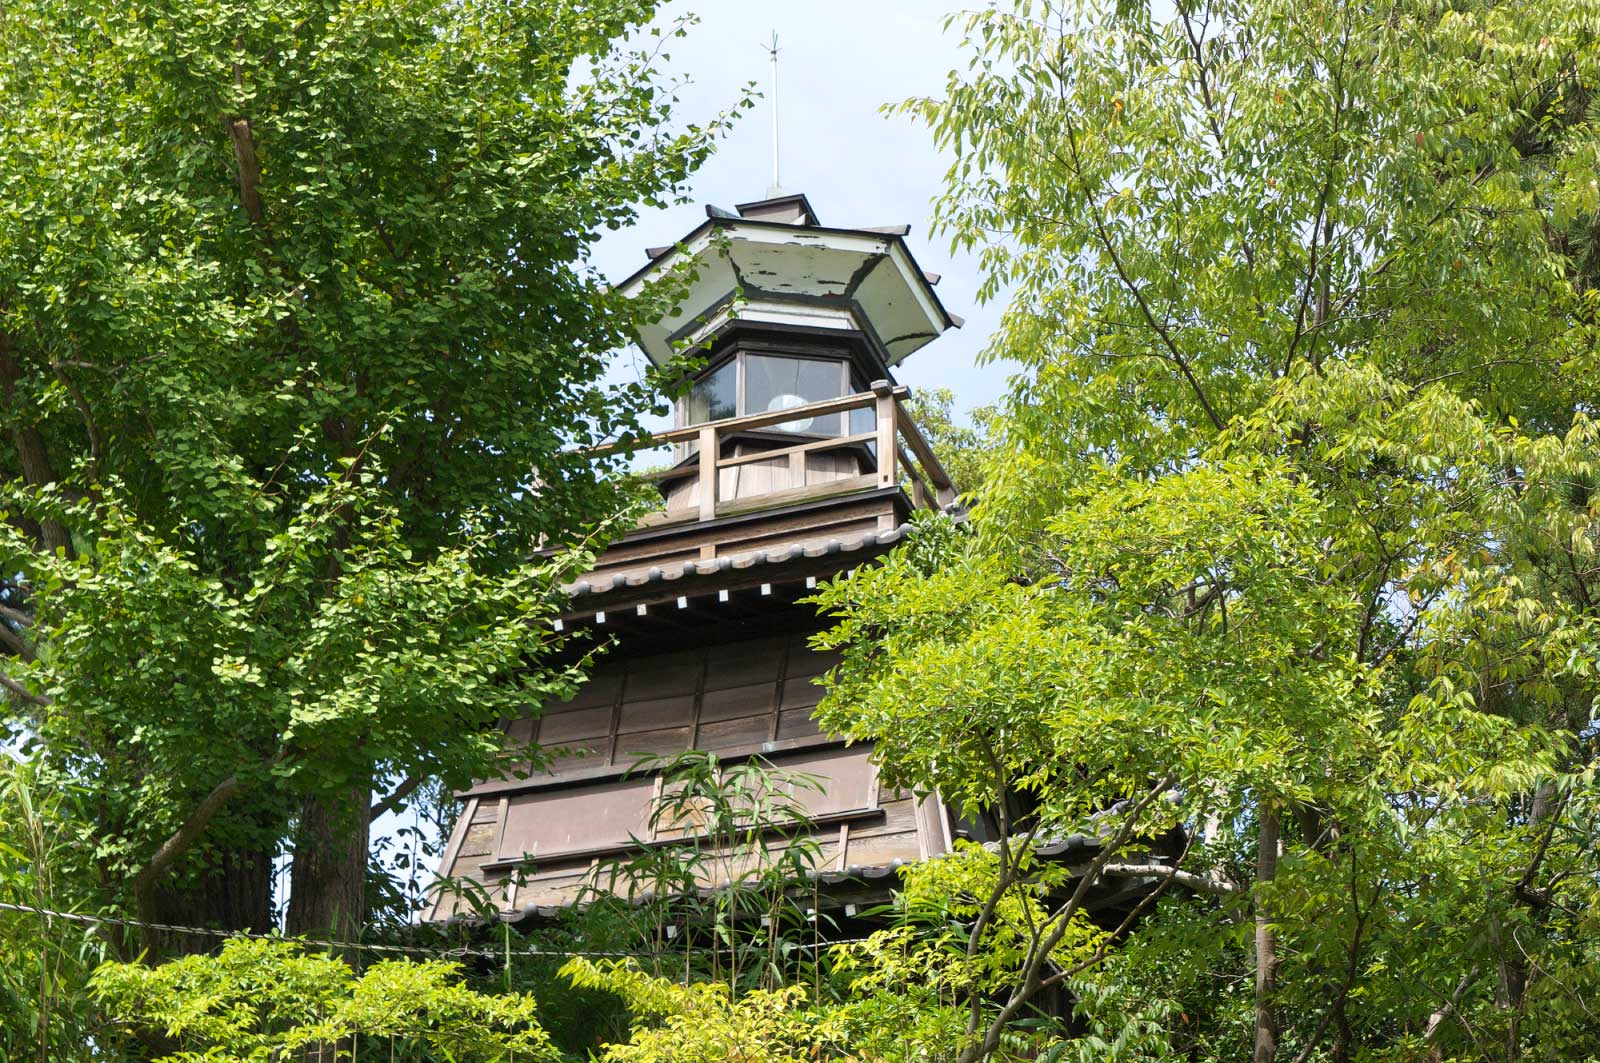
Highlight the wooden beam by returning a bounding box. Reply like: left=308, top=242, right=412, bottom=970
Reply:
left=586, top=388, right=902, bottom=455
left=697, top=426, right=717, bottom=522
left=895, top=403, right=958, bottom=505
left=873, top=380, right=897, bottom=489
left=716, top=430, right=877, bottom=470
left=635, top=464, right=698, bottom=483
left=897, top=445, right=933, bottom=510
left=713, top=472, right=880, bottom=519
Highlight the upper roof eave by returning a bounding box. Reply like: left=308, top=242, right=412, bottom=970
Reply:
left=613, top=214, right=959, bottom=350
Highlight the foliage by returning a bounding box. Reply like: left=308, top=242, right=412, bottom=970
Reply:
left=577, top=750, right=826, bottom=993
left=93, top=936, right=559, bottom=1062
left=564, top=844, right=1106, bottom=1063
left=0, top=756, right=111, bottom=1063
left=0, top=0, right=735, bottom=945
left=812, top=0, right=1600, bottom=1060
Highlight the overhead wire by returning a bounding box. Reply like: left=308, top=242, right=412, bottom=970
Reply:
left=0, top=898, right=874, bottom=961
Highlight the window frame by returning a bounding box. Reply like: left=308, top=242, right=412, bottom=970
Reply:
left=675, top=348, right=856, bottom=435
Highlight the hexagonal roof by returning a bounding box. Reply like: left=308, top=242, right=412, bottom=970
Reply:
left=614, top=195, right=960, bottom=368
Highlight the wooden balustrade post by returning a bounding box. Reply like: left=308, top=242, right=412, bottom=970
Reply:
left=871, top=380, right=897, bottom=488
left=698, top=426, right=718, bottom=521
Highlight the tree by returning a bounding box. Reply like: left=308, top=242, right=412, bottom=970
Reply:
left=0, top=756, right=114, bottom=1062
left=93, top=937, right=560, bottom=1062
left=807, top=1, right=1600, bottom=1060
left=901, top=387, right=997, bottom=502
left=0, top=0, right=735, bottom=952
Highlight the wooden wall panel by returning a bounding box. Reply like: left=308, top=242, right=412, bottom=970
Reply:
left=497, top=778, right=654, bottom=863
left=775, top=708, right=823, bottom=741
left=699, top=683, right=775, bottom=722
left=502, top=633, right=846, bottom=780
left=618, top=694, right=696, bottom=733
left=697, top=714, right=772, bottom=752
left=539, top=705, right=613, bottom=743
left=841, top=832, right=922, bottom=869
left=615, top=725, right=693, bottom=760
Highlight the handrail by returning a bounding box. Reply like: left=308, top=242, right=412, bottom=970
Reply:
left=585, top=386, right=906, bottom=457
left=588, top=379, right=958, bottom=523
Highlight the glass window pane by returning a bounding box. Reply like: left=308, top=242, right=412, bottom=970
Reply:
left=681, top=359, right=737, bottom=426
left=744, top=354, right=843, bottom=434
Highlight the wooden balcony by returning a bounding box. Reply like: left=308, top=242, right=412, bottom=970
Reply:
left=591, top=381, right=958, bottom=531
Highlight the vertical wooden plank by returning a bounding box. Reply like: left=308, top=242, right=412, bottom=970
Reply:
left=769, top=629, right=794, bottom=742
left=492, top=796, right=511, bottom=866
left=872, top=380, right=897, bottom=488
left=429, top=796, right=479, bottom=920
left=687, top=647, right=709, bottom=749
left=914, top=792, right=953, bottom=860
left=836, top=822, right=851, bottom=871
left=606, top=657, right=630, bottom=767
left=789, top=449, right=807, bottom=491
left=698, top=426, right=717, bottom=521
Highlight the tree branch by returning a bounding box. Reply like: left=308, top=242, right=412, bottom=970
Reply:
left=369, top=772, right=426, bottom=820
left=0, top=619, right=34, bottom=662
left=1178, top=3, right=1255, bottom=269
left=1101, top=861, right=1243, bottom=896
left=0, top=668, right=47, bottom=706
left=1283, top=7, right=1352, bottom=376
left=956, top=771, right=1178, bottom=1063
left=229, top=61, right=265, bottom=228
left=1254, top=806, right=1282, bottom=1063
left=131, top=746, right=287, bottom=956
left=1047, top=67, right=1227, bottom=433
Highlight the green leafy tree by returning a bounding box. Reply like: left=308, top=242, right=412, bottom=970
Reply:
left=806, top=1, right=1600, bottom=1061
left=0, top=0, right=735, bottom=953
left=563, top=844, right=1106, bottom=1063
left=0, top=756, right=113, bottom=1063
left=93, top=936, right=559, bottom=1062
left=902, top=386, right=997, bottom=502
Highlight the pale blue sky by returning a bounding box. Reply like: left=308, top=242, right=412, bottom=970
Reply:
left=589, top=0, right=1017, bottom=422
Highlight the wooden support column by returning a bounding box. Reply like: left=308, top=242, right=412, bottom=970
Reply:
left=698, top=426, right=717, bottom=521
left=871, top=380, right=897, bottom=488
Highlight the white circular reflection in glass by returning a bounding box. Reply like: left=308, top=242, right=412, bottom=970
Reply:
left=766, top=393, right=813, bottom=432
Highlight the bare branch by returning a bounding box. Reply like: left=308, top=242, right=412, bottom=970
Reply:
left=370, top=773, right=426, bottom=821
left=0, top=669, right=48, bottom=706
left=957, top=772, right=1178, bottom=1063
left=1101, top=861, right=1243, bottom=896
left=132, top=747, right=287, bottom=956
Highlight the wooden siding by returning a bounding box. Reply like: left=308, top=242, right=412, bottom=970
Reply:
left=429, top=751, right=928, bottom=916
left=518, top=632, right=837, bottom=777
left=427, top=631, right=940, bottom=918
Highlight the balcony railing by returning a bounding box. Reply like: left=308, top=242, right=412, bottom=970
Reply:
left=590, top=381, right=958, bottom=529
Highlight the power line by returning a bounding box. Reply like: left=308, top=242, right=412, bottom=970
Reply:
left=0, top=898, right=873, bottom=961
left=0, top=899, right=638, bottom=960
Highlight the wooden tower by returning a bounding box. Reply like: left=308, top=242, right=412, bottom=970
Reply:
left=428, top=193, right=970, bottom=921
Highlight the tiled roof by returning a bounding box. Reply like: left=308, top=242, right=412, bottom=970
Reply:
left=443, top=832, right=1110, bottom=927
left=564, top=522, right=916, bottom=599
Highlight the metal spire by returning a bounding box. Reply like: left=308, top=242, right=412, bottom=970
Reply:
left=764, top=31, right=784, bottom=199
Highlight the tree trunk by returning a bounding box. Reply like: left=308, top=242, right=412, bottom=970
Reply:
left=286, top=783, right=371, bottom=941
left=0, top=340, right=72, bottom=557
left=149, top=847, right=274, bottom=957
left=1254, top=807, right=1281, bottom=1063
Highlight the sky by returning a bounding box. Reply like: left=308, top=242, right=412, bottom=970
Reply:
left=588, top=0, right=1019, bottom=422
